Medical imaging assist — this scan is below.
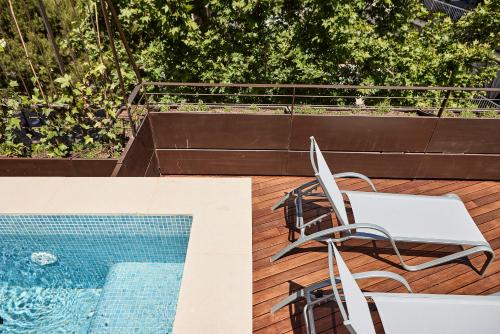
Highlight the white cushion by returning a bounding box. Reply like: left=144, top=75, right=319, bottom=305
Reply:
left=370, top=293, right=500, bottom=334
left=345, top=191, right=487, bottom=245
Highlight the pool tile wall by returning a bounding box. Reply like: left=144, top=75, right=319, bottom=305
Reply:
left=0, top=215, right=192, bottom=235
left=0, top=215, right=193, bottom=288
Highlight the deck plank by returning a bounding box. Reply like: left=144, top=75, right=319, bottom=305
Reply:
left=252, top=177, right=500, bottom=333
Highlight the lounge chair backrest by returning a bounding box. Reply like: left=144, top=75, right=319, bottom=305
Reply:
left=310, top=137, right=349, bottom=225
left=328, top=241, right=376, bottom=334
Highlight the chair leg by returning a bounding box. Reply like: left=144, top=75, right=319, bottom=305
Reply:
left=304, top=303, right=319, bottom=334
left=271, top=279, right=331, bottom=313
left=271, top=289, right=304, bottom=314
left=479, top=249, right=495, bottom=276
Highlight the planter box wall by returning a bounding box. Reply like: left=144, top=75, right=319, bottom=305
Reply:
left=113, top=114, right=159, bottom=177
left=150, top=112, right=500, bottom=180
left=426, top=118, right=500, bottom=154
left=149, top=113, right=291, bottom=150
left=7, top=112, right=495, bottom=179
left=289, top=115, right=438, bottom=152
left=0, top=115, right=159, bottom=178
left=0, top=158, right=117, bottom=176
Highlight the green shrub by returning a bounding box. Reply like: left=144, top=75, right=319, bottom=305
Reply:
left=481, top=109, right=500, bottom=118
left=197, top=101, right=209, bottom=112
left=375, top=99, right=391, bottom=115
left=459, top=109, right=476, bottom=118
left=295, top=105, right=325, bottom=114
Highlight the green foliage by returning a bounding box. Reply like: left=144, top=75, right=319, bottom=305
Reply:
left=197, top=100, right=209, bottom=111
left=459, top=109, right=476, bottom=118
left=159, top=104, right=171, bottom=112
left=249, top=104, right=260, bottom=112
left=178, top=103, right=198, bottom=112
left=0, top=87, right=30, bottom=156
left=295, top=105, right=326, bottom=114
left=111, top=0, right=499, bottom=87
left=375, top=99, right=392, bottom=115
left=482, top=109, right=500, bottom=118
left=0, top=0, right=499, bottom=157
left=442, top=110, right=457, bottom=118
left=0, top=0, right=131, bottom=157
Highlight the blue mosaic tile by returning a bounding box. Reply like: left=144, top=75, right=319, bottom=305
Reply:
left=0, top=214, right=193, bottom=333
left=90, top=262, right=185, bottom=334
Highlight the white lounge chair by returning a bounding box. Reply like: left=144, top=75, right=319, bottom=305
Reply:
left=272, top=240, right=500, bottom=334
left=270, top=137, right=494, bottom=275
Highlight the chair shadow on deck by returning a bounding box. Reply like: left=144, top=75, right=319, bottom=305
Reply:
left=285, top=278, right=389, bottom=334
left=281, top=197, right=483, bottom=274
left=287, top=281, right=344, bottom=334
left=283, top=197, right=333, bottom=243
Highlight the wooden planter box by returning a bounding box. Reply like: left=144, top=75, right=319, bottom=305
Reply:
left=149, top=112, right=500, bottom=180
left=4, top=113, right=498, bottom=179
left=112, top=114, right=159, bottom=177
left=0, top=114, right=160, bottom=177
left=0, top=158, right=117, bottom=176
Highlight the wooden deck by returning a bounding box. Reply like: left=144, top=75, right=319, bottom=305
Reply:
left=252, top=177, right=500, bottom=333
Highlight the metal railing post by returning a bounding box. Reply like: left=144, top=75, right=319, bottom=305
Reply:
left=121, top=83, right=144, bottom=137
left=437, top=90, right=452, bottom=117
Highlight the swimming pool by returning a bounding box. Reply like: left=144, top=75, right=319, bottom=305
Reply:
left=0, top=214, right=192, bottom=333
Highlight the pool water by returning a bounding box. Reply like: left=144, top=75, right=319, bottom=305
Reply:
left=0, top=215, right=192, bottom=333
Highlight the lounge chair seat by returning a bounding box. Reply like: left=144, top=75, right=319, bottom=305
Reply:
left=368, top=293, right=500, bottom=334
left=346, top=191, right=487, bottom=245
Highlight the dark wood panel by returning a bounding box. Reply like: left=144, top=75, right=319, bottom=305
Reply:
left=146, top=113, right=500, bottom=179
left=149, top=112, right=292, bottom=150
left=0, top=158, right=117, bottom=176
left=156, top=149, right=289, bottom=175
left=416, top=154, right=500, bottom=180
left=144, top=153, right=160, bottom=177
left=285, top=151, right=423, bottom=178
left=156, top=149, right=500, bottom=180
left=427, top=118, right=500, bottom=154
left=0, top=159, right=73, bottom=176
left=289, top=115, right=437, bottom=152
left=69, top=159, right=117, bottom=176
left=115, top=115, right=155, bottom=177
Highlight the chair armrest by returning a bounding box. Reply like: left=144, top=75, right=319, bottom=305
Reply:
left=333, top=172, right=377, bottom=192
left=270, top=222, right=394, bottom=262
left=352, top=271, right=413, bottom=293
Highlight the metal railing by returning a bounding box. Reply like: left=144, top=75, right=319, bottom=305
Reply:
left=422, top=0, right=469, bottom=20
left=123, top=82, right=500, bottom=135
left=475, top=95, right=500, bottom=109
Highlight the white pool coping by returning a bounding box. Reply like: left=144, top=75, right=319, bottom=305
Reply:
left=0, top=177, right=252, bottom=334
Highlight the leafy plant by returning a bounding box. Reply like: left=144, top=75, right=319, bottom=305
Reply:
left=295, top=105, right=325, bottom=114
left=0, top=0, right=499, bottom=158
left=159, top=104, right=171, bottom=112
left=442, top=110, right=457, bottom=118
left=197, top=100, right=209, bottom=112
left=459, top=110, right=476, bottom=118
left=375, top=99, right=392, bottom=115
left=249, top=104, right=260, bottom=112
left=481, top=109, right=500, bottom=118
